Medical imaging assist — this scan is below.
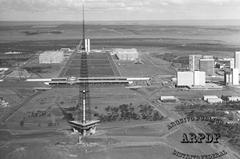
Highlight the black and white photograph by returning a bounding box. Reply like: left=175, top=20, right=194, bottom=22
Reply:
left=0, top=0, right=240, bottom=159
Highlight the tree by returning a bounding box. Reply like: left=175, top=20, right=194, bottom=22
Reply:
left=20, top=120, right=24, bottom=127
left=152, top=111, right=163, bottom=121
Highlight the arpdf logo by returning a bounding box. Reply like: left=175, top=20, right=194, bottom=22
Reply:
left=167, top=115, right=228, bottom=159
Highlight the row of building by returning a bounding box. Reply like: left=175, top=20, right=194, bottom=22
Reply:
left=39, top=47, right=139, bottom=64
left=203, top=95, right=240, bottom=104
left=189, top=55, right=215, bottom=76
left=224, top=52, right=240, bottom=86
left=39, top=39, right=92, bottom=64
left=189, top=52, right=240, bottom=76
left=160, top=95, right=240, bottom=104
left=177, top=51, right=240, bottom=87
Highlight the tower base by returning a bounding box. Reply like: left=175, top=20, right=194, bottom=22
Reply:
left=68, top=120, right=100, bottom=136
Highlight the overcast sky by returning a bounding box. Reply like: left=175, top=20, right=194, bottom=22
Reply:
left=0, top=0, right=240, bottom=21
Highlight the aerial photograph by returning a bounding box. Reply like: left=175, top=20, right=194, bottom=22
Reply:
left=1, top=0, right=240, bottom=159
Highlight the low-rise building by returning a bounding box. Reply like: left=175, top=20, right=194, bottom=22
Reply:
left=113, top=48, right=139, bottom=61
left=39, top=51, right=64, bottom=64
left=202, top=55, right=213, bottom=59
left=203, top=95, right=218, bottom=101
left=0, top=68, right=9, bottom=75
left=160, top=96, right=177, bottom=102
left=227, top=96, right=240, bottom=102
left=0, top=97, right=9, bottom=108
left=207, top=98, right=223, bottom=104
left=203, top=95, right=223, bottom=104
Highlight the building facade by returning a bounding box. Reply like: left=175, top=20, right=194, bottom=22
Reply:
left=232, top=68, right=239, bottom=85
left=84, top=39, right=90, bottom=53
left=39, top=51, right=64, bottom=64
left=199, top=58, right=215, bottom=76
left=235, top=51, right=240, bottom=70
left=177, top=71, right=194, bottom=86
left=224, top=68, right=239, bottom=86
left=193, top=71, right=206, bottom=86
left=113, top=48, right=139, bottom=61
left=189, top=55, right=202, bottom=71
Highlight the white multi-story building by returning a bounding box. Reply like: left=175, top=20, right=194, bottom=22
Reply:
left=232, top=68, right=239, bottom=85
left=84, top=39, right=90, bottom=53
left=193, top=71, right=206, bottom=86
left=39, top=51, right=64, bottom=64
left=177, top=71, right=194, bottom=86
left=113, top=48, right=139, bottom=61
left=234, top=51, right=240, bottom=70
left=189, top=55, right=202, bottom=71
left=224, top=68, right=239, bottom=86
left=224, top=72, right=232, bottom=85
left=199, top=58, right=215, bottom=76
left=177, top=71, right=206, bottom=87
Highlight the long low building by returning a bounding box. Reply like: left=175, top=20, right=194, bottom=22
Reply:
left=26, top=77, right=150, bottom=85
left=160, top=96, right=177, bottom=102
left=203, top=95, right=218, bottom=101
left=203, top=95, right=223, bottom=104
left=48, top=80, right=130, bottom=85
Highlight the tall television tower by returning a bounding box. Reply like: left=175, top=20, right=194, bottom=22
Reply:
left=69, top=0, right=99, bottom=136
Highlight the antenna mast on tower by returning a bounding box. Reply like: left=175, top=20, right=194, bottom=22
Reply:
left=69, top=0, right=99, bottom=137
left=82, top=0, right=85, bottom=51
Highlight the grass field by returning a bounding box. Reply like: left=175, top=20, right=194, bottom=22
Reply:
left=59, top=52, right=120, bottom=77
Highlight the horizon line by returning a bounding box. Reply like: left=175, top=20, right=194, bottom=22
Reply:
left=1, top=19, right=240, bottom=22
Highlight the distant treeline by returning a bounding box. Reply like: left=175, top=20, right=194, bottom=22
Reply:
left=24, top=65, right=52, bottom=73
left=153, top=53, right=189, bottom=66
left=22, top=30, right=63, bottom=36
